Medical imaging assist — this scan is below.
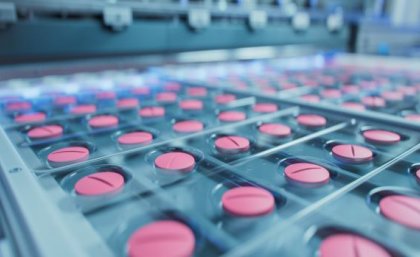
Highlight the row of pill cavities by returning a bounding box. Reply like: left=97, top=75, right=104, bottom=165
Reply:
left=28, top=111, right=410, bottom=169
left=54, top=134, right=419, bottom=212
left=13, top=100, right=288, bottom=143
left=255, top=72, right=420, bottom=115
left=55, top=129, right=420, bottom=215
left=209, top=69, right=420, bottom=120
left=207, top=65, right=419, bottom=92
left=229, top=64, right=418, bottom=86
left=26, top=112, right=341, bottom=168
left=82, top=167, right=419, bottom=257
left=1, top=85, right=260, bottom=123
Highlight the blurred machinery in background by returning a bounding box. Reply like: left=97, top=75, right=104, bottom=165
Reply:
left=0, top=0, right=417, bottom=64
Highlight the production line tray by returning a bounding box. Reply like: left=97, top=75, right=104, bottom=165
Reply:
left=0, top=54, right=419, bottom=257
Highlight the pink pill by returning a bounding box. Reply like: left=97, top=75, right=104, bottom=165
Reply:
left=47, top=146, right=89, bottom=165
left=179, top=100, right=203, bottom=111
left=75, top=171, right=124, bottom=196
left=221, top=186, right=275, bottom=217
left=96, top=91, right=116, bottom=100
left=398, top=86, right=416, bottom=96
left=332, top=144, right=373, bottom=163
left=55, top=96, right=76, bottom=106
left=405, top=114, right=420, bottom=123
left=360, top=81, right=378, bottom=90
left=187, top=87, right=207, bottom=97
left=300, top=94, right=321, bottom=103
left=342, top=85, right=360, bottom=94
left=321, top=89, right=341, bottom=99
left=117, top=98, right=139, bottom=109
left=362, top=130, right=400, bottom=145
left=284, top=162, right=330, bottom=184
left=416, top=169, right=420, bottom=180
left=156, top=92, right=177, bottom=103
left=296, top=114, right=327, bottom=128
left=379, top=195, right=420, bottom=230
left=127, top=220, right=195, bottom=257
left=342, top=102, right=366, bottom=111
left=319, top=234, right=391, bottom=257
left=173, top=120, right=204, bottom=133
left=215, top=94, right=236, bottom=104
left=381, top=91, right=404, bottom=101
left=253, top=103, right=278, bottom=113
left=118, top=131, right=153, bottom=145
left=27, top=125, right=63, bottom=139
left=132, top=87, right=150, bottom=96
left=215, top=136, right=250, bottom=154
left=154, top=152, right=195, bottom=173
left=258, top=123, right=291, bottom=137
left=281, top=82, right=297, bottom=89
left=164, top=82, right=181, bottom=91
left=362, top=96, right=386, bottom=108
left=70, top=104, right=96, bottom=115
left=139, top=106, right=165, bottom=118
left=88, top=115, right=119, bottom=128
left=218, top=111, right=246, bottom=122
left=15, top=112, right=46, bottom=123
left=6, top=101, right=32, bottom=111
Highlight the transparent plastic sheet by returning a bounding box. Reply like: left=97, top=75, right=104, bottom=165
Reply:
left=0, top=56, right=419, bottom=257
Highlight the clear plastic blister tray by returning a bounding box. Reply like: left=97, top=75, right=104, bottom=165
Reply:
left=0, top=54, right=419, bottom=257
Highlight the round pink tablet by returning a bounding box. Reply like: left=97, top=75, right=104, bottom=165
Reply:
left=15, top=112, right=46, bottom=123
left=281, top=82, right=297, bottom=89
left=319, top=234, right=391, bottom=257
left=96, top=91, right=116, bottom=100
left=6, top=101, right=32, bottom=111
left=321, top=89, right=341, bottom=99
left=118, top=131, right=153, bottom=145
left=187, top=87, right=207, bottom=97
left=222, top=186, right=275, bottom=217
left=253, top=103, right=278, bottom=113
left=300, top=94, right=321, bottom=103
left=296, top=114, right=327, bottom=128
left=416, top=169, right=420, bottom=180
left=89, top=115, right=119, bottom=128
left=342, top=85, right=360, bottom=94
left=405, top=114, right=420, bottom=123
left=218, top=111, right=246, bottom=122
left=362, top=130, right=400, bottom=145
left=154, top=152, right=195, bottom=173
left=139, top=106, right=165, bottom=118
left=75, top=171, right=124, bottom=196
left=70, top=104, right=96, bottom=115
left=332, top=144, right=373, bottom=163
left=379, top=195, right=420, bottom=229
left=284, top=162, right=330, bottom=184
left=55, top=96, right=76, bottom=106
left=179, top=100, right=203, bottom=111
left=215, top=94, right=236, bottom=104
left=156, top=92, right=177, bottom=103
left=132, top=87, right=150, bottom=96
left=215, top=136, right=250, bottom=153
left=381, top=91, right=404, bottom=101
left=117, top=98, right=139, bottom=109
left=47, top=146, right=89, bottom=165
left=398, top=86, right=416, bottom=96
left=342, top=102, right=366, bottom=111
left=173, top=120, right=204, bottom=133
left=362, top=96, right=386, bottom=108
left=27, top=125, right=63, bottom=139
left=127, top=220, right=195, bottom=257
left=258, top=123, right=291, bottom=137
left=164, top=82, right=181, bottom=91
